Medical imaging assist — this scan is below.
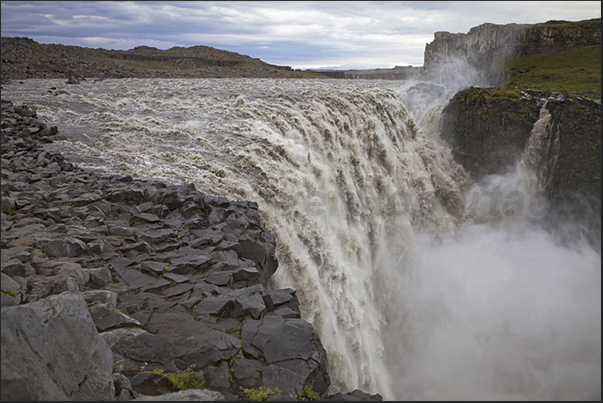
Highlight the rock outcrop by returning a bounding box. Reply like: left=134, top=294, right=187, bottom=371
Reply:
left=441, top=87, right=601, bottom=244
left=1, top=292, right=115, bottom=401
left=1, top=100, right=382, bottom=401
left=423, top=18, right=601, bottom=84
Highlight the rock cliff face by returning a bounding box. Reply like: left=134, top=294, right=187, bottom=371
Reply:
left=424, top=18, right=601, bottom=84
left=442, top=87, right=601, bottom=244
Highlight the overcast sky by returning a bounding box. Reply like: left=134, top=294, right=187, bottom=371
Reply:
left=1, top=1, right=600, bottom=69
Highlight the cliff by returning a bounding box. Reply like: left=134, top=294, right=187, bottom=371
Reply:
left=424, top=18, right=601, bottom=85
left=0, top=37, right=327, bottom=79
left=442, top=87, right=601, bottom=245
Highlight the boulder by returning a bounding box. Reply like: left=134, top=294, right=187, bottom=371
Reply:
left=1, top=292, right=115, bottom=401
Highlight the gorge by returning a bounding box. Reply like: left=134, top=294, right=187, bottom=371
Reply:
left=1, top=17, right=601, bottom=402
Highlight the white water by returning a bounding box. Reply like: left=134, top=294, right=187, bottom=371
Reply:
left=2, top=77, right=600, bottom=400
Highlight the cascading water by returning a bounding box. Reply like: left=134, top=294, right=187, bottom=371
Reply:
left=1, top=78, right=600, bottom=400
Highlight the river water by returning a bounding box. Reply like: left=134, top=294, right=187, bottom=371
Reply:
left=2, top=77, right=600, bottom=400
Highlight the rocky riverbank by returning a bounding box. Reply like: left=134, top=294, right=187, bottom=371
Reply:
left=0, top=100, right=382, bottom=402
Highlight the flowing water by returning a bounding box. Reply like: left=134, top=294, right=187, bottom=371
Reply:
left=2, top=77, right=600, bottom=400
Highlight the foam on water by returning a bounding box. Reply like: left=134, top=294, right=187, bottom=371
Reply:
left=2, top=77, right=600, bottom=400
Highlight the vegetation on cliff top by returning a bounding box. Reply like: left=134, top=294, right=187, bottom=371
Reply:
left=504, top=45, right=601, bottom=98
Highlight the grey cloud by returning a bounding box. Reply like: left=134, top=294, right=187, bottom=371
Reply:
left=1, top=1, right=600, bottom=69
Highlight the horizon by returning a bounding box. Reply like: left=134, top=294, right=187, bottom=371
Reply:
left=1, top=1, right=601, bottom=70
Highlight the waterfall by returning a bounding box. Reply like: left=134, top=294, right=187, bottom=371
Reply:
left=1, top=78, right=600, bottom=400
left=231, top=86, right=471, bottom=398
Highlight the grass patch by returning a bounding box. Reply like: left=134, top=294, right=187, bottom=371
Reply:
left=150, top=366, right=205, bottom=390
left=504, top=45, right=601, bottom=97
left=297, top=382, right=321, bottom=401
left=240, top=386, right=280, bottom=401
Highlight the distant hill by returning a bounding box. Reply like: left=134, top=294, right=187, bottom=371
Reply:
left=0, top=37, right=328, bottom=79
left=305, top=65, right=422, bottom=80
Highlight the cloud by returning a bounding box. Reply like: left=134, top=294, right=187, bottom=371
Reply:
left=1, top=1, right=600, bottom=69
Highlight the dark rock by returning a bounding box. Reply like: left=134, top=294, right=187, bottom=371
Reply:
left=168, top=252, right=212, bottom=274
left=112, top=372, right=139, bottom=400
left=35, top=237, right=86, bottom=257
left=159, top=283, right=194, bottom=299
left=206, top=271, right=233, bottom=286
left=130, top=213, right=161, bottom=225
left=194, top=295, right=241, bottom=318
left=231, top=358, right=263, bottom=388
left=1, top=292, right=115, bottom=400
left=101, top=328, right=175, bottom=366
left=228, top=285, right=266, bottom=319
left=132, top=389, right=225, bottom=401
left=129, top=372, right=177, bottom=396
left=325, top=390, right=383, bottom=401
left=138, top=228, right=174, bottom=244
left=170, top=328, right=241, bottom=369
left=1, top=259, right=25, bottom=277
left=204, top=361, right=231, bottom=390
left=242, top=315, right=327, bottom=364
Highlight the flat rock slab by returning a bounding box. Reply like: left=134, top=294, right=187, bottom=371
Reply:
left=1, top=292, right=115, bottom=401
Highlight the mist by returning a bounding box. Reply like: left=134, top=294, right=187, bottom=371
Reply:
left=385, top=223, right=601, bottom=400
left=382, top=61, right=602, bottom=400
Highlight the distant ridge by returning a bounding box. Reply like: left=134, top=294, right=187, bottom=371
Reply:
left=0, top=37, right=327, bottom=79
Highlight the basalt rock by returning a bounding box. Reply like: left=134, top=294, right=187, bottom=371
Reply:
left=442, top=87, right=601, bottom=246
left=0, top=100, right=348, bottom=400
left=1, top=292, right=115, bottom=401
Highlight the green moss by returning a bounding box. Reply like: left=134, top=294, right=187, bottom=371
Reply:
left=240, top=386, right=280, bottom=401
left=297, top=382, right=321, bottom=401
left=460, top=86, right=525, bottom=106
left=146, top=366, right=204, bottom=390
left=504, top=45, right=601, bottom=97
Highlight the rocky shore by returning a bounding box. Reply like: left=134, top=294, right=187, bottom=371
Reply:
left=0, top=100, right=382, bottom=402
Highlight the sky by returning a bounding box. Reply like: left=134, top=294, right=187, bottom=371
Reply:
left=1, top=1, right=601, bottom=70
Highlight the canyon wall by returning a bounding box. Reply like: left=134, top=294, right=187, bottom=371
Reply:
left=424, top=18, right=601, bottom=84
left=442, top=87, right=601, bottom=245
